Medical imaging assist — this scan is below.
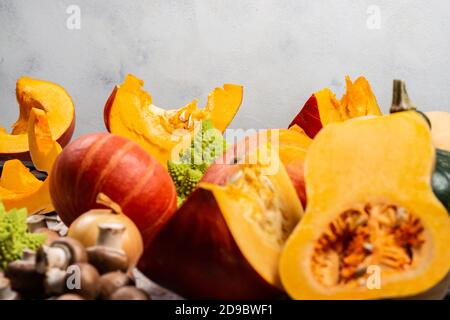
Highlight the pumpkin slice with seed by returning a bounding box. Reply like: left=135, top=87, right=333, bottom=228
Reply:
left=104, top=74, right=243, bottom=167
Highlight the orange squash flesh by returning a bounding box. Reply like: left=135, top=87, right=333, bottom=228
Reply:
left=0, top=108, right=61, bottom=214
left=289, top=76, right=382, bottom=138
left=280, top=111, right=450, bottom=300
left=104, top=74, right=243, bottom=167
left=0, top=77, right=74, bottom=159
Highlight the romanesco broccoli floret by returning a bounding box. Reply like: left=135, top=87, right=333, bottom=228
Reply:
left=0, top=203, right=46, bottom=270
left=168, top=119, right=227, bottom=206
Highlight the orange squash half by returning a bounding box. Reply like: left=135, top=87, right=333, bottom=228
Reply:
left=280, top=111, right=450, bottom=299
left=104, top=74, right=243, bottom=167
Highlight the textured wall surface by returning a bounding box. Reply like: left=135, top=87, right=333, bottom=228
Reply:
left=1, top=0, right=449, bottom=138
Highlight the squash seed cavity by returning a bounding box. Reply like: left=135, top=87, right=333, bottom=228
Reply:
left=311, top=204, right=425, bottom=288
left=226, top=165, right=297, bottom=248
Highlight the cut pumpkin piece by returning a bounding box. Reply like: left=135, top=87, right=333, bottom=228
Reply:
left=104, top=74, right=243, bottom=167
left=0, top=77, right=74, bottom=160
left=0, top=170, right=52, bottom=214
left=0, top=159, right=42, bottom=193
left=28, top=108, right=62, bottom=172
left=0, top=108, right=62, bottom=214
left=280, top=111, right=450, bottom=300
left=289, top=76, right=382, bottom=138
left=139, top=146, right=303, bottom=299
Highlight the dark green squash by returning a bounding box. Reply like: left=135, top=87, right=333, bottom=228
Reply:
left=432, top=149, right=450, bottom=211
left=390, top=80, right=450, bottom=212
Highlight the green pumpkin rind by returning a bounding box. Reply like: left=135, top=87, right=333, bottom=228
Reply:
left=432, top=149, right=450, bottom=212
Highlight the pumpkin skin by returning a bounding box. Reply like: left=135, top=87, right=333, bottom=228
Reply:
left=49, top=133, right=177, bottom=243
left=139, top=147, right=303, bottom=299
left=289, top=76, right=381, bottom=138
left=104, top=74, right=243, bottom=167
left=280, top=111, right=450, bottom=300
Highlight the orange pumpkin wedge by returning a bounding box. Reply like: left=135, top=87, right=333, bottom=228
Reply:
left=139, top=146, right=303, bottom=299
left=0, top=77, right=74, bottom=160
left=0, top=108, right=61, bottom=214
left=104, top=74, right=243, bottom=167
left=289, top=76, right=382, bottom=138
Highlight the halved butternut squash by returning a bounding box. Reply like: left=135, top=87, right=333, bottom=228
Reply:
left=0, top=77, right=74, bottom=159
left=280, top=111, right=450, bottom=299
left=104, top=74, right=243, bottom=167
left=139, top=146, right=303, bottom=299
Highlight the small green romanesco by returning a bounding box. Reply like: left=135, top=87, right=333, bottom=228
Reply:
left=168, top=119, right=227, bottom=206
left=0, top=203, right=46, bottom=270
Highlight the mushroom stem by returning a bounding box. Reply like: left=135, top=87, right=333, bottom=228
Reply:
left=45, top=268, right=68, bottom=295
left=36, top=246, right=70, bottom=273
left=96, top=223, right=126, bottom=249
left=27, top=215, right=47, bottom=233
left=22, top=249, right=36, bottom=262
left=96, top=193, right=123, bottom=215
left=0, top=277, right=19, bottom=300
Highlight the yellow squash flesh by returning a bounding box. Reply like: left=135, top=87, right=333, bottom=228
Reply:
left=279, top=111, right=450, bottom=299
left=202, top=147, right=303, bottom=288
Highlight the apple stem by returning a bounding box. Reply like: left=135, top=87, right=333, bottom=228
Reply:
left=96, top=193, right=123, bottom=215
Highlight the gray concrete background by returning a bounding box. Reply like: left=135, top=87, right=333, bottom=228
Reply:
left=1, top=0, right=449, bottom=138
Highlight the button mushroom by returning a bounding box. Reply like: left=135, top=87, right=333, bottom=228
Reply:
left=56, top=293, right=84, bottom=300
left=34, top=227, right=60, bottom=246
left=4, top=249, right=45, bottom=298
left=36, top=237, right=87, bottom=272
left=98, top=271, right=132, bottom=299
left=44, top=267, right=68, bottom=296
left=64, top=262, right=100, bottom=300
left=108, top=286, right=150, bottom=300
left=87, top=223, right=129, bottom=274
left=27, top=214, right=47, bottom=233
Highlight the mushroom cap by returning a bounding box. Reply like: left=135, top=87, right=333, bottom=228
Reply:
left=56, top=293, right=84, bottom=300
left=52, top=237, right=88, bottom=264
left=98, top=271, right=131, bottom=299
left=87, top=246, right=129, bottom=274
left=34, top=228, right=60, bottom=246
left=65, top=263, right=100, bottom=300
left=4, top=260, right=45, bottom=297
left=108, top=286, right=150, bottom=300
